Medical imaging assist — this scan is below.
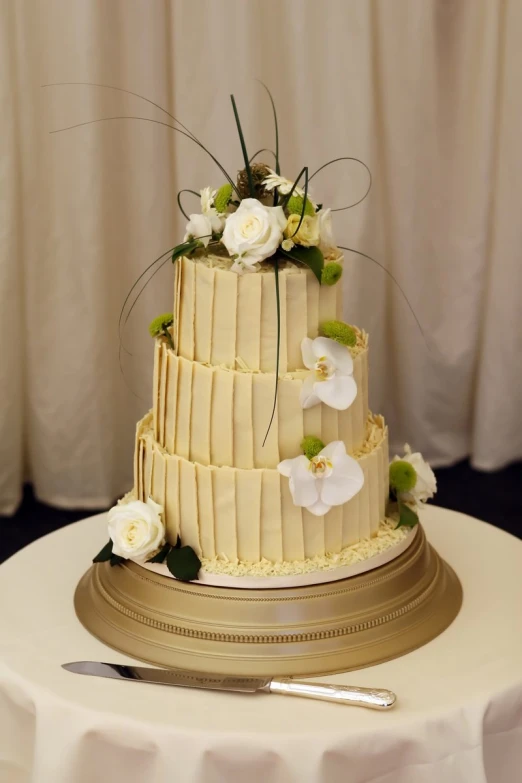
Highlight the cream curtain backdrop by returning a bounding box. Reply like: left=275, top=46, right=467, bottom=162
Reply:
left=1, top=0, right=521, bottom=515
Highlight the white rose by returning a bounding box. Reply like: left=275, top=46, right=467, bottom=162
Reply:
left=184, top=213, right=213, bottom=247
left=108, top=498, right=166, bottom=561
left=222, top=198, right=286, bottom=266
left=317, top=208, right=336, bottom=254
left=392, top=445, right=437, bottom=505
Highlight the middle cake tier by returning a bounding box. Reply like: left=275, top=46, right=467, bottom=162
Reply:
left=152, top=333, right=369, bottom=469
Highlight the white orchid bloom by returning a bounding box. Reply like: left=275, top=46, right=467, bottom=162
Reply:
left=278, top=441, right=364, bottom=517
left=300, top=336, right=357, bottom=410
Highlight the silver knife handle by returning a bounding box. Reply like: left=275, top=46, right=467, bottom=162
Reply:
left=267, top=678, right=396, bottom=710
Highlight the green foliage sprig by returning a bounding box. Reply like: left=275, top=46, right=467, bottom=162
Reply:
left=321, top=262, right=343, bottom=286
left=320, top=320, right=356, bottom=347
left=93, top=537, right=202, bottom=582
left=301, top=435, right=325, bottom=460
left=148, top=313, right=174, bottom=349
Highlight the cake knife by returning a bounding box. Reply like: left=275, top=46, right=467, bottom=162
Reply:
left=62, top=661, right=396, bottom=709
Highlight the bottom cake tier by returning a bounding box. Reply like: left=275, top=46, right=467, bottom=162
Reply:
left=134, top=411, right=390, bottom=566
left=75, top=524, right=462, bottom=676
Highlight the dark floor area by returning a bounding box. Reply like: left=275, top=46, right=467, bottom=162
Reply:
left=1, top=459, right=521, bottom=565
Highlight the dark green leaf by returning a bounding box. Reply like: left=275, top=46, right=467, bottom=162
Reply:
left=110, top=554, right=126, bottom=567
left=231, top=94, right=254, bottom=196
left=171, top=239, right=201, bottom=263
left=93, top=540, right=113, bottom=563
left=281, top=245, right=324, bottom=283
left=166, top=546, right=202, bottom=582
left=147, top=542, right=171, bottom=564
left=173, top=535, right=182, bottom=550
left=397, top=499, right=419, bottom=529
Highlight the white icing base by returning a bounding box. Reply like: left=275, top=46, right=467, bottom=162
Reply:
left=134, top=522, right=417, bottom=590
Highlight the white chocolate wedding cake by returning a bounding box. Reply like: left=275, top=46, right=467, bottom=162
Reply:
left=77, top=89, right=462, bottom=675
left=98, top=166, right=437, bottom=585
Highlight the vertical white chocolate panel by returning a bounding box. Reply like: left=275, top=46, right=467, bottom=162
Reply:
left=143, top=442, right=153, bottom=500
left=151, top=447, right=166, bottom=513
left=158, top=344, right=168, bottom=447
left=164, top=457, right=180, bottom=542
left=280, top=480, right=305, bottom=561
left=236, top=471, right=262, bottom=562
left=233, top=372, right=254, bottom=469
left=212, top=469, right=238, bottom=559
left=178, top=257, right=196, bottom=361
left=285, top=272, right=308, bottom=371
left=260, top=472, right=283, bottom=561
left=324, top=505, right=343, bottom=554
left=210, top=370, right=234, bottom=466
left=210, top=270, right=237, bottom=367
left=196, top=464, right=215, bottom=558
left=236, top=273, right=262, bottom=369
left=260, top=270, right=288, bottom=373
left=277, top=379, right=304, bottom=461
left=190, top=363, right=213, bottom=465
left=321, top=405, right=339, bottom=446
left=252, top=374, right=279, bottom=468
left=306, top=272, right=320, bottom=340
left=303, top=405, right=322, bottom=442
left=302, top=510, right=325, bottom=558
left=175, top=358, right=193, bottom=460
left=164, top=352, right=179, bottom=454
left=342, top=492, right=360, bottom=548
left=152, top=340, right=162, bottom=441
left=179, top=460, right=200, bottom=553
left=357, top=461, right=371, bottom=540
left=318, top=281, right=339, bottom=326
left=194, top=263, right=215, bottom=364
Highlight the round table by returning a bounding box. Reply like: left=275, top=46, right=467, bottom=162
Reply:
left=0, top=506, right=521, bottom=783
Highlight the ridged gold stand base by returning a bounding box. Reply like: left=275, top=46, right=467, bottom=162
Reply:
left=74, top=526, right=462, bottom=676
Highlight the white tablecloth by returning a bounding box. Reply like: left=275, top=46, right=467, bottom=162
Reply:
left=0, top=506, right=521, bottom=783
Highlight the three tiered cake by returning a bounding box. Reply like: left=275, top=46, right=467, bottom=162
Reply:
left=75, top=95, right=462, bottom=674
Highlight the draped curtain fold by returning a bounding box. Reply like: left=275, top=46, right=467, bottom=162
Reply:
left=1, top=0, right=521, bottom=515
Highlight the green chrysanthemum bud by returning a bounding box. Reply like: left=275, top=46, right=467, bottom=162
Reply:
left=301, top=435, right=325, bottom=460
left=149, top=313, right=174, bottom=338
left=286, top=195, right=315, bottom=217
left=320, top=320, right=357, bottom=347
left=389, top=460, right=417, bottom=494
left=214, top=183, right=233, bottom=213
left=321, top=262, right=343, bottom=286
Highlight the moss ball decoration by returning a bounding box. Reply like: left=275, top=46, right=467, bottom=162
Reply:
left=148, top=313, right=174, bottom=339
left=320, top=320, right=357, bottom=347
left=286, top=195, right=315, bottom=217
left=214, top=183, right=233, bottom=213
left=301, top=435, right=325, bottom=460
left=321, top=262, right=343, bottom=286
left=389, top=460, right=417, bottom=494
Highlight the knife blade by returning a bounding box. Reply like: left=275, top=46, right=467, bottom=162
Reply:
left=62, top=661, right=396, bottom=709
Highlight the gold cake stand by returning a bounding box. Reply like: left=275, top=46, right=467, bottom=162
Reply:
left=75, top=526, right=462, bottom=676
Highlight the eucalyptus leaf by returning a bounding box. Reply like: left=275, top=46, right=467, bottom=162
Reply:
left=93, top=540, right=113, bottom=563
left=397, top=499, right=419, bottom=529
left=166, top=546, right=202, bottom=582
left=147, top=542, right=171, bottom=564
left=281, top=245, right=324, bottom=283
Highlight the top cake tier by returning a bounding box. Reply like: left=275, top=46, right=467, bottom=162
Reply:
left=173, top=254, right=342, bottom=373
